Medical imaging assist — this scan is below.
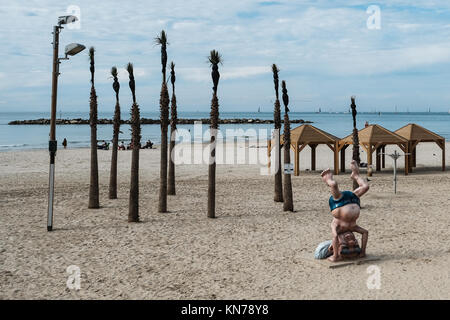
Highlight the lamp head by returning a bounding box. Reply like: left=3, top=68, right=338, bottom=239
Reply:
left=65, top=43, right=85, bottom=56
left=58, top=15, right=78, bottom=25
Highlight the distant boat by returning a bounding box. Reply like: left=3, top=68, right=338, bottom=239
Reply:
left=316, top=107, right=321, bottom=113
left=257, top=107, right=261, bottom=113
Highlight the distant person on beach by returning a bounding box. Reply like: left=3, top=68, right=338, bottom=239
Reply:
left=62, top=138, right=67, bottom=149
left=320, top=160, right=369, bottom=262
left=97, top=141, right=109, bottom=150
left=119, top=141, right=125, bottom=150
left=365, top=121, right=369, bottom=128
left=142, top=140, right=153, bottom=149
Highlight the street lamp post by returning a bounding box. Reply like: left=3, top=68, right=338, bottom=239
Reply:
left=378, top=150, right=411, bottom=194
left=47, top=15, right=85, bottom=231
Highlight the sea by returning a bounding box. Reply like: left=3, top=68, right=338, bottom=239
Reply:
left=0, top=111, right=449, bottom=151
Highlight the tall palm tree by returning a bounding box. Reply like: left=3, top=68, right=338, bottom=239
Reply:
left=127, top=63, right=140, bottom=222
left=207, top=50, right=222, bottom=218
left=350, top=96, right=361, bottom=190
left=88, top=47, right=99, bottom=209
left=109, top=66, right=121, bottom=199
left=281, top=80, right=293, bottom=212
left=155, top=30, right=170, bottom=212
left=168, top=61, right=177, bottom=195
left=272, top=64, right=283, bottom=202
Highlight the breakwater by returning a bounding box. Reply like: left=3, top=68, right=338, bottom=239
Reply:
left=9, top=118, right=312, bottom=125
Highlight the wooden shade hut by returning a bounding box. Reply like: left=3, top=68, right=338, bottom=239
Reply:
left=395, top=123, right=445, bottom=172
left=338, top=124, right=410, bottom=176
left=268, top=124, right=340, bottom=175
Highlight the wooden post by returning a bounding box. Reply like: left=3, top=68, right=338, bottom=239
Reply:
left=376, top=146, right=381, bottom=172
left=404, top=143, right=409, bottom=175
left=311, top=144, right=316, bottom=171
left=441, top=140, right=446, bottom=171
left=294, top=142, right=299, bottom=176
left=408, top=141, right=412, bottom=173
left=412, top=145, right=417, bottom=167
left=408, top=141, right=413, bottom=173
left=267, top=139, right=271, bottom=168
left=334, top=142, right=339, bottom=175
left=367, top=144, right=373, bottom=177
left=382, top=145, right=386, bottom=168
left=340, top=145, right=346, bottom=173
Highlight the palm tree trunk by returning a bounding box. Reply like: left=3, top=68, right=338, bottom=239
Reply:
left=158, top=83, right=170, bottom=212
left=351, top=97, right=360, bottom=190
left=275, top=141, right=283, bottom=201
left=283, top=113, right=293, bottom=212
left=88, top=85, right=99, bottom=209
left=281, top=80, right=293, bottom=212
left=207, top=136, right=216, bottom=218
left=168, top=92, right=177, bottom=195
left=159, top=126, right=168, bottom=212
left=129, top=143, right=140, bottom=222
left=109, top=99, right=120, bottom=199
left=129, top=102, right=140, bottom=222
left=274, top=100, right=283, bottom=202
left=208, top=94, right=219, bottom=218
left=168, top=136, right=176, bottom=195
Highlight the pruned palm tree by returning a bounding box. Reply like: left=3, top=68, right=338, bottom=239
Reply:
left=281, top=80, right=293, bottom=212
left=127, top=63, right=140, bottom=222
left=350, top=96, right=361, bottom=190
left=272, top=64, right=283, bottom=202
left=168, top=61, right=177, bottom=195
left=207, top=50, right=222, bottom=218
left=109, top=66, right=121, bottom=199
left=155, top=30, right=168, bottom=82
left=88, top=47, right=99, bottom=209
left=155, top=30, right=170, bottom=212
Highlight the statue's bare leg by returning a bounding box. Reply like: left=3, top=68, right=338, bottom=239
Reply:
left=351, top=225, right=368, bottom=258
left=328, top=220, right=342, bottom=262
left=321, top=168, right=341, bottom=200
left=350, top=160, right=369, bottom=197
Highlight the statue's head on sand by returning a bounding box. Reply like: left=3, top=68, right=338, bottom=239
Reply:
left=335, top=232, right=361, bottom=257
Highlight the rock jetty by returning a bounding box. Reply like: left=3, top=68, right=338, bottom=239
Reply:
left=9, top=118, right=312, bottom=125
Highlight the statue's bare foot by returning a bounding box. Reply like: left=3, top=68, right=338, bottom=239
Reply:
left=359, top=252, right=366, bottom=258
left=321, top=168, right=336, bottom=187
left=328, top=255, right=343, bottom=262
left=350, top=160, right=360, bottom=181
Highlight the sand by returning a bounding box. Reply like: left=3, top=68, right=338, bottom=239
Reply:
left=0, top=141, right=449, bottom=299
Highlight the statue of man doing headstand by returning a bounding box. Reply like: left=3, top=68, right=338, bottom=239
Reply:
left=317, top=160, right=369, bottom=262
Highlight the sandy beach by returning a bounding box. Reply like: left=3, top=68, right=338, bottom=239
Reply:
left=1, top=141, right=449, bottom=299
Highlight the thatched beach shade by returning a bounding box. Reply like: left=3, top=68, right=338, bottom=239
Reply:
left=339, top=124, right=410, bottom=176
left=395, top=123, right=446, bottom=172
left=268, top=124, right=340, bottom=175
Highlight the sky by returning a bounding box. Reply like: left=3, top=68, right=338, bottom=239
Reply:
left=1, top=0, right=450, bottom=113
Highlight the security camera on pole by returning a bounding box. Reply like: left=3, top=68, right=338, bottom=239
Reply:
left=47, top=15, right=85, bottom=231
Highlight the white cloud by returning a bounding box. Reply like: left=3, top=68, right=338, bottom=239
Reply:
left=178, top=66, right=270, bottom=82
